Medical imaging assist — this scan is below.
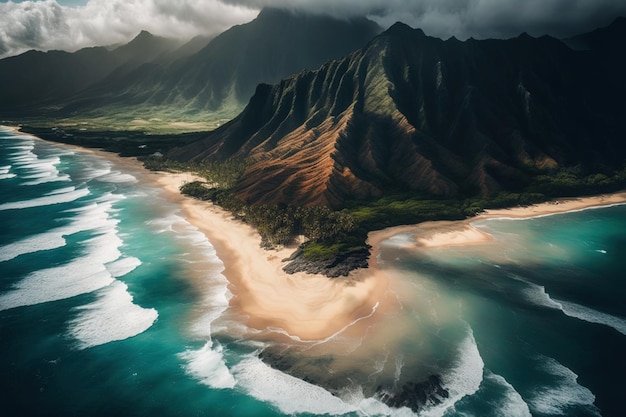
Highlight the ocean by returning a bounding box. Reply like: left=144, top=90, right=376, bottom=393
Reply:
left=1, top=126, right=625, bottom=417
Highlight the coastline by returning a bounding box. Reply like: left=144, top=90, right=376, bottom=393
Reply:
left=107, top=159, right=626, bottom=341
left=4, top=126, right=386, bottom=341
left=368, top=192, right=626, bottom=251
left=152, top=171, right=389, bottom=341
left=7, top=125, right=626, bottom=341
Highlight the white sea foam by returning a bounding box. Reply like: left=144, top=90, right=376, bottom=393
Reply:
left=7, top=145, right=35, bottom=160
left=68, top=280, right=158, bottom=350
left=556, top=299, right=626, bottom=336
left=105, top=257, right=141, bottom=278
left=515, top=275, right=626, bottom=335
left=189, top=277, right=232, bottom=338
left=233, top=363, right=417, bottom=417
left=421, top=329, right=485, bottom=417
left=0, top=196, right=122, bottom=262
left=153, top=210, right=239, bottom=391
left=520, top=282, right=563, bottom=310
left=0, top=261, right=116, bottom=311
left=20, top=157, right=70, bottom=185
left=81, top=166, right=113, bottom=182
left=144, top=211, right=231, bottom=338
left=0, top=208, right=123, bottom=310
left=232, top=354, right=359, bottom=415
left=0, top=230, right=67, bottom=262
left=485, top=372, right=532, bottom=417
left=45, top=186, right=77, bottom=196
left=96, top=171, right=138, bottom=183
left=0, top=164, right=15, bottom=179
left=179, top=341, right=236, bottom=389
left=145, top=214, right=183, bottom=234
left=528, top=356, right=600, bottom=416
left=384, top=233, right=415, bottom=248
left=6, top=140, right=73, bottom=185
left=0, top=186, right=89, bottom=211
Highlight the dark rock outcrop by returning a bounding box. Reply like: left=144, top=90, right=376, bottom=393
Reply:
left=282, top=243, right=370, bottom=277
left=259, top=346, right=450, bottom=413
left=378, top=375, right=449, bottom=412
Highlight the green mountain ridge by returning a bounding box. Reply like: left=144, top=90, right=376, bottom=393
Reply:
left=0, top=31, right=183, bottom=113
left=63, top=8, right=381, bottom=119
left=0, top=8, right=381, bottom=131
left=168, top=18, right=626, bottom=209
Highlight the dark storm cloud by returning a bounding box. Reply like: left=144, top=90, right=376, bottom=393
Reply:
left=223, top=0, right=626, bottom=39
left=1, top=0, right=625, bottom=59
left=0, top=0, right=257, bottom=59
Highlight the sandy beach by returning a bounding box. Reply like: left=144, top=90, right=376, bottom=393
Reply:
left=150, top=175, right=626, bottom=340
left=151, top=171, right=389, bottom=341
left=368, top=192, right=626, bottom=252
left=10, top=125, right=626, bottom=341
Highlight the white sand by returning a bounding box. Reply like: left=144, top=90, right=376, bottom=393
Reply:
left=369, top=193, right=626, bottom=250
left=152, top=172, right=388, bottom=341
left=11, top=125, right=626, bottom=341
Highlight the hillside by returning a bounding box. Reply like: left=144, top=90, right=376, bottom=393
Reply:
left=0, top=8, right=381, bottom=131
left=63, top=8, right=381, bottom=120
left=169, top=19, right=626, bottom=209
left=0, top=31, right=181, bottom=113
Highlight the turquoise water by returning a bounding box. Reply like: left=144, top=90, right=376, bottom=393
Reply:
left=1, top=127, right=625, bottom=416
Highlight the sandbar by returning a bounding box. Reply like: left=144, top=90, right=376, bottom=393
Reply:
left=369, top=193, right=626, bottom=251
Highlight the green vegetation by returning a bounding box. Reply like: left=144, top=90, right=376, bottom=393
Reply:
left=347, top=196, right=468, bottom=232
left=178, top=182, right=359, bottom=251
left=172, top=159, right=626, bottom=268
left=527, top=165, right=626, bottom=196
left=160, top=157, right=358, bottom=252
left=4, top=110, right=231, bottom=135
left=146, top=158, right=248, bottom=189
left=301, top=242, right=344, bottom=261
left=18, top=125, right=206, bottom=157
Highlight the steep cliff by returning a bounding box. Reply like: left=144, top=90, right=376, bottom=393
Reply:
left=170, top=20, right=626, bottom=208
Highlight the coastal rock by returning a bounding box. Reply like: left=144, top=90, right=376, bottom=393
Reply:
left=377, top=375, right=450, bottom=413
left=259, top=346, right=450, bottom=413
left=282, top=243, right=370, bottom=278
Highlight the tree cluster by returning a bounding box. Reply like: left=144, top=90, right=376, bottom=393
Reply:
left=180, top=181, right=358, bottom=249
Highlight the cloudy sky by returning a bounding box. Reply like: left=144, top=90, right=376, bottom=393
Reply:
left=1, top=0, right=625, bottom=59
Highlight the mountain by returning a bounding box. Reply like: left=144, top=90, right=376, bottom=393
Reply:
left=0, top=8, right=381, bottom=128
left=65, top=8, right=381, bottom=118
left=564, top=16, right=626, bottom=51
left=169, top=19, right=626, bottom=209
left=0, top=31, right=181, bottom=113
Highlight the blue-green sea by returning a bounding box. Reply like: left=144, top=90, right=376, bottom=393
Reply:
left=1, top=126, right=625, bottom=417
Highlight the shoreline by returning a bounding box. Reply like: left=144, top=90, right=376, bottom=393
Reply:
left=6, top=125, right=626, bottom=341
left=153, top=170, right=389, bottom=341
left=4, top=126, right=386, bottom=341
left=368, top=192, right=626, bottom=250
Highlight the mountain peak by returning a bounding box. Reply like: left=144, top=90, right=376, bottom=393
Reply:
left=258, top=6, right=287, bottom=15
left=113, top=29, right=178, bottom=64
left=563, top=15, right=626, bottom=51
left=169, top=17, right=626, bottom=209
left=610, top=16, right=626, bottom=26
left=517, top=31, right=534, bottom=40
left=132, top=30, right=155, bottom=41
left=386, top=22, right=422, bottom=36
left=119, top=30, right=160, bottom=51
